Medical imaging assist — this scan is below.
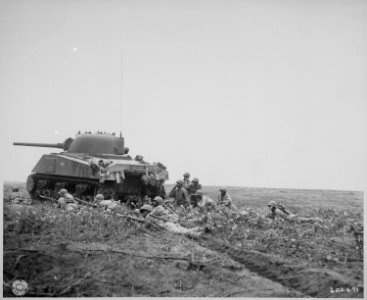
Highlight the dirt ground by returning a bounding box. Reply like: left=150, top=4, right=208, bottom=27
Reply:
left=3, top=182, right=364, bottom=298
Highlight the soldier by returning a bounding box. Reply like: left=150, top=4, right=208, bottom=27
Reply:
left=183, top=172, right=191, bottom=189
left=169, top=180, right=190, bottom=208
left=146, top=196, right=203, bottom=237
left=189, top=189, right=213, bottom=208
left=151, top=195, right=163, bottom=207
left=149, top=196, right=177, bottom=220
left=93, top=193, right=119, bottom=211
left=189, top=189, right=202, bottom=208
left=187, top=178, right=202, bottom=195
left=93, top=193, right=105, bottom=206
left=57, top=188, right=77, bottom=209
left=196, top=190, right=217, bottom=212
left=266, top=201, right=287, bottom=219
left=139, top=204, right=153, bottom=218
left=217, top=187, right=236, bottom=210
left=266, top=201, right=322, bottom=223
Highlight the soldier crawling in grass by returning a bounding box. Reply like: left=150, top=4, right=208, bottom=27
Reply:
left=265, top=200, right=322, bottom=223
left=145, top=196, right=203, bottom=237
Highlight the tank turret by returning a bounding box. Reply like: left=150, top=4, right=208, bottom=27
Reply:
left=14, top=132, right=128, bottom=155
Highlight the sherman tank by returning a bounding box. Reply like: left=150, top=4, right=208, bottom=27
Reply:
left=13, top=132, right=169, bottom=203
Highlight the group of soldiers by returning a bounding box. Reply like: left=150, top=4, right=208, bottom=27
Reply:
left=6, top=178, right=364, bottom=253
left=167, top=172, right=236, bottom=211
left=48, top=171, right=242, bottom=237
left=9, top=173, right=356, bottom=238
left=57, top=188, right=119, bottom=211
left=126, top=172, right=245, bottom=237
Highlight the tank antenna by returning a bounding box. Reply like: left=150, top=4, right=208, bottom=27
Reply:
left=119, top=49, right=123, bottom=138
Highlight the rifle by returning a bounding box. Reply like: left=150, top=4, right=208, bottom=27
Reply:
left=118, top=211, right=171, bottom=223
left=116, top=213, right=163, bottom=231
left=162, top=201, right=177, bottom=214
left=116, top=213, right=145, bottom=223
left=39, top=195, right=58, bottom=203
left=276, top=203, right=290, bottom=215
left=74, top=197, right=95, bottom=207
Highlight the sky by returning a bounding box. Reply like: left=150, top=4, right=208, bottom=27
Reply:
left=0, top=0, right=366, bottom=191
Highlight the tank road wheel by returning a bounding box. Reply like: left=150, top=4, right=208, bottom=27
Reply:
left=26, top=175, right=36, bottom=198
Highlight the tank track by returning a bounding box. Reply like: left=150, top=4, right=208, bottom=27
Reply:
left=27, top=174, right=144, bottom=204
left=28, top=174, right=101, bottom=202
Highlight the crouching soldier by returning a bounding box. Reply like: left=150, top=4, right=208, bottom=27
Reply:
left=187, top=178, right=202, bottom=195
left=58, top=188, right=78, bottom=210
left=169, top=180, right=190, bottom=208
left=189, top=189, right=202, bottom=208
left=217, top=187, right=237, bottom=211
left=193, top=190, right=217, bottom=212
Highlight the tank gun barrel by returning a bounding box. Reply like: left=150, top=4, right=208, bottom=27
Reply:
left=13, top=142, right=66, bottom=150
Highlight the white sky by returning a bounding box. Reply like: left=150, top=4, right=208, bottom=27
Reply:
left=1, top=0, right=366, bottom=191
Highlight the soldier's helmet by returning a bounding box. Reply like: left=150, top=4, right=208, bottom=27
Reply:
left=94, top=194, right=104, bottom=201
left=153, top=196, right=163, bottom=205
left=195, top=189, right=203, bottom=195
left=65, top=194, right=74, bottom=202
left=12, top=186, right=19, bottom=192
left=192, top=178, right=199, bottom=183
left=140, top=204, right=153, bottom=213
left=219, top=187, right=227, bottom=192
left=59, top=188, right=68, bottom=195
left=183, top=172, right=190, bottom=178
left=176, top=179, right=184, bottom=186
left=267, top=201, right=278, bottom=208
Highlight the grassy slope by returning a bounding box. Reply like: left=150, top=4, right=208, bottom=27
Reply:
left=3, top=182, right=364, bottom=297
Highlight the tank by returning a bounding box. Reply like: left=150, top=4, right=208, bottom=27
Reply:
left=13, top=132, right=169, bottom=203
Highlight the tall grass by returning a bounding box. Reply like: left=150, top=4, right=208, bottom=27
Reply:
left=4, top=203, right=145, bottom=248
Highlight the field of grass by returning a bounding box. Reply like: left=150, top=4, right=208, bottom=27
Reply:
left=3, top=182, right=364, bottom=297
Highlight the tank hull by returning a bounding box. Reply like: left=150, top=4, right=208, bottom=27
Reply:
left=26, top=153, right=168, bottom=202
